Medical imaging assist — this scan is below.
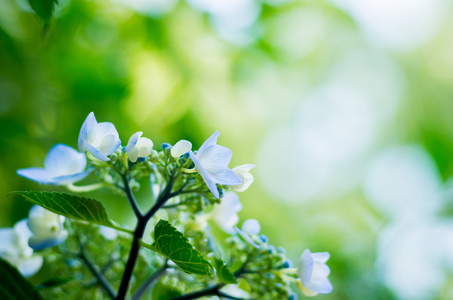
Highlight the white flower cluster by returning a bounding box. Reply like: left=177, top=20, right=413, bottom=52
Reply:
left=0, top=206, right=67, bottom=277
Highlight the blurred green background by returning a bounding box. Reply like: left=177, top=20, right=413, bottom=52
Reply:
left=2, top=0, right=453, bottom=299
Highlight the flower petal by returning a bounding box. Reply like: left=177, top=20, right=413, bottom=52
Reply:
left=307, top=277, right=333, bottom=294
left=28, top=230, right=68, bottom=250
left=241, top=219, right=260, bottom=235
left=208, top=167, right=242, bottom=186
left=44, top=144, right=87, bottom=177
left=94, top=122, right=121, bottom=155
left=83, top=140, right=110, bottom=161
left=78, top=112, right=97, bottom=152
left=17, top=168, right=55, bottom=184
left=171, top=140, right=192, bottom=158
left=189, top=151, right=219, bottom=198
left=0, top=229, right=16, bottom=253
left=198, top=131, right=220, bottom=154
left=312, top=252, right=330, bottom=264
left=126, top=132, right=143, bottom=153
left=299, top=249, right=314, bottom=286
left=17, top=255, right=43, bottom=278
left=198, top=145, right=233, bottom=168
left=211, top=191, right=242, bottom=233
left=52, top=170, right=92, bottom=185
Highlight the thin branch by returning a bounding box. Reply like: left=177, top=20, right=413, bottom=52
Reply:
left=78, top=244, right=117, bottom=299
left=122, top=174, right=143, bottom=218
left=131, top=262, right=167, bottom=300
left=169, top=283, right=225, bottom=300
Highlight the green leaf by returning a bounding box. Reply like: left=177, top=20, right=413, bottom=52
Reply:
left=149, top=220, right=213, bottom=275
left=0, top=258, right=43, bottom=300
left=36, top=277, right=73, bottom=289
left=27, top=0, right=58, bottom=22
left=13, top=191, right=124, bottom=231
left=214, top=258, right=237, bottom=284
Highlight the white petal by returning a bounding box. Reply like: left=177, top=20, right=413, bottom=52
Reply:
left=17, top=255, right=43, bottom=277
left=27, top=206, right=62, bottom=238
left=126, top=132, right=143, bottom=153
left=29, top=230, right=68, bottom=250
left=78, top=112, right=97, bottom=152
left=94, top=122, right=121, bottom=155
left=208, top=167, right=242, bottom=186
left=83, top=140, right=110, bottom=161
left=99, top=226, right=118, bottom=241
left=241, top=219, right=260, bottom=235
left=312, top=252, right=330, bottom=264
left=299, top=249, right=314, bottom=286
left=189, top=151, right=219, bottom=198
left=211, top=191, right=242, bottom=233
left=231, top=164, right=256, bottom=192
left=52, top=170, right=91, bottom=185
left=44, top=144, right=87, bottom=177
left=17, top=168, right=55, bottom=184
left=233, top=164, right=256, bottom=172
left=198, top=131, right=220, bottom=154
left=307, top=277, right=333, bottom=294
left=0, top=229, right=16, bottom=252
left=136, top=138, right=153, bottom=157
left=311, top=261, right=331, bottom=280
left=198, top=145, right=233, bottom=168
left=171, top=140, right=192, bottom=158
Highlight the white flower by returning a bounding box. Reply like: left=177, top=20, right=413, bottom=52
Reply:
left=298, top=249, right=333, bottom=297
left=126, top=132, right=153, bottom=162
left=241, top=219, right=260, bottom=235
left=17, top=144, right=90, bottom=185
left=99, top=226, right=118, bottom=241
left=78, top=112, right=121, bottom=161
left=189, top=131, right=241, bottom=198
left=171, top=140, right=192, bottom=158
left=210, top=191, right=242, bottom=234
left=231, top=164, right=256, bottom=192
left=27, top=206, right=68, bottom=250
left=0, top=220, right=43, bottom=277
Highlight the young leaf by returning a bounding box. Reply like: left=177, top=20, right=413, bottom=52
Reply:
left=0, top=258, right=43, bottom=300
left=214, top=258, right=237, bottom=284
left=149, top=220, right=213, bottom=275
left=13, top=191, right=118, bottom=229
left=27, top=0, right=58, bottom=22
left=36, top=277, right=73, bottom=289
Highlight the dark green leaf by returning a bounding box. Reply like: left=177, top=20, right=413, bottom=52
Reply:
left=27, top=0, right=58, bottom=22
left=0, top=258, right=43, bottom=300
left=36, top=277, right=73, bottom=289
left=13, top=191, right=117, bottom=229
left=214, top=258, right=237, bottom=284
left=148, top=220, right=213, bottom=275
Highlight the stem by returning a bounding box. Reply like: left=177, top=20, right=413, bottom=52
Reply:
left=66, top=182, right=106, bottom=193
left=78, top=244, right=117, bottom=299
left=116, top=171, right=179, bottom=300
left=169, top=283, right=224, bottom=300
left=116, top=218, right=147, bottom=300
left=122, top=174, right=143, bottom=218
left=131, top=263, right=167, bottom=300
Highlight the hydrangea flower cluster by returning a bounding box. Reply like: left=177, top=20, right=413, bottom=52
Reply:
left=4, top=112, right=332, bottom=300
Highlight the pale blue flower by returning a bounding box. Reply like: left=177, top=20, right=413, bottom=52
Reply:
left=210, top=191, right=242, bottom=233
left=241, top=219, right=260, bottom=235
left=231, top=164, right=256, bottom=192
left=0, top=220, right=43, bottom=277
left=126, top=132, right=153, bottom=162
left=171, top=140, right=192, bottom=158
left=189, top=131, right=241, bottom=198
left=78, top=112, right=121, bottom=161
left=17, top=144, right=90, bottom=185
left=27, top=206, right=68, bottom=250
left=298, top=249, right=333, bottom=296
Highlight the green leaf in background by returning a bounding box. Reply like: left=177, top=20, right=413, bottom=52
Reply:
left=0, top=258, right=43, bottom=300
left=213, top=258, right=237, bottom=284
left=27, top=0, right=58, bottom=22
left=150, top=220, right=213, bottom=276
left=13, top=191, right=129, bottom=233
left=36, top=277, right=73, bottom=289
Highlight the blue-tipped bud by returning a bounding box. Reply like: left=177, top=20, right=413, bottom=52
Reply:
left=277, top=246, right=286, bottom=253
left=281, top=260, right=292, bottom=268
left=259, top=234, right=268, bottom=243
left=161, top=143, right=171, bottom=150
left=183, top=152, right=190, bottom=160
left=288, top=293, right=297, bottom=300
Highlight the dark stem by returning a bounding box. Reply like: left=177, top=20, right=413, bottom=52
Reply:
left=131, top=263, right=167, bottom=300
left=169, top=283, right=225, bottom=300
left=122, top=174, right=143, bottom=218
left=116, top=218, right=147, bottom=300
left=78, top=244, right=117, bottom=299
left=116, top=172, right=178, bottom=300
left=217, top=292, right=249, bottom=300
